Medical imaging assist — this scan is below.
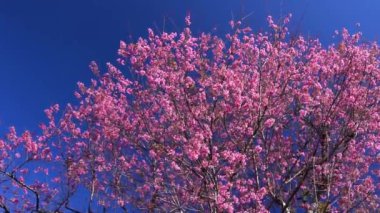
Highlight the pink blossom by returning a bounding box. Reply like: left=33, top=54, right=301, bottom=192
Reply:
left=264, top=118, right=275, bottom=128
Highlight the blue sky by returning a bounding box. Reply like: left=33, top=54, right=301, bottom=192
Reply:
left=1, top=0, right=380, bottom=133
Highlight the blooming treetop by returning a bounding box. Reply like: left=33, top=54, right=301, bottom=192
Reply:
left=0, top=15, right=379, bottom=212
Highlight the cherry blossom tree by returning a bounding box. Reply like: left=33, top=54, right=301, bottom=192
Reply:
left=1, top=15, right=380, bottom=212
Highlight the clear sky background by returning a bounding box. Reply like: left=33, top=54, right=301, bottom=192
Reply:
left=1, top=0, right=380, bottom=134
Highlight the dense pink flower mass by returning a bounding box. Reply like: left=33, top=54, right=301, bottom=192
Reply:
left=1, top=15, right=380, bottom=212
